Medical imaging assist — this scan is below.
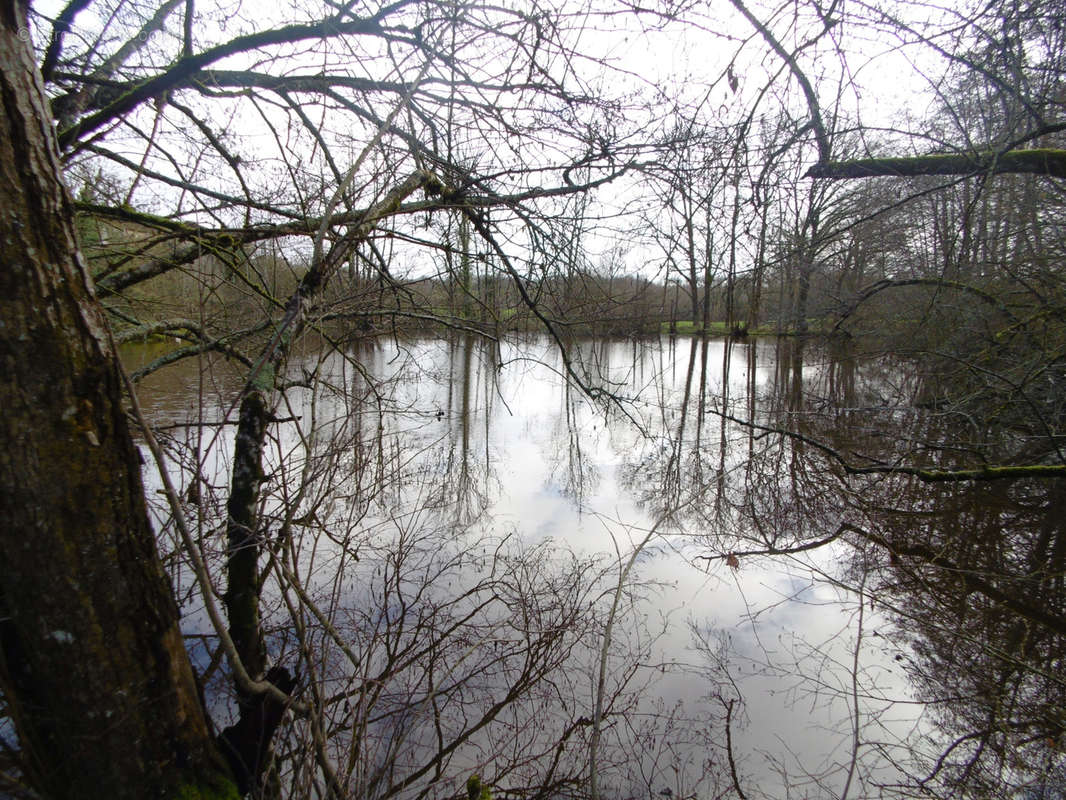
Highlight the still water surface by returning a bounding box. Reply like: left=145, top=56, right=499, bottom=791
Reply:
left=126, top=333, right=917, bottom=798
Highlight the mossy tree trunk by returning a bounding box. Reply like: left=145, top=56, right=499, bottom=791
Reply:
left=0, top=5, right=238, bottom=797
left=218, top=169, right=437, bottom=795
left=805, top=149, right=1066, bottom=180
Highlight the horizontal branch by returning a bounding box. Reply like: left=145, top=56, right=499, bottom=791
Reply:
left=56, top=12, right=389, bottom=150
left=80, top=143, right=301, bottom=220
left=806, top=149, right=1066, bottom=180
left=849, top=463, right=1066, bottom=481
left=87, top=170, right=625, bottom=296
left=707, top=520, right=1066, bottom=638
left=126, top=326, right=263, bottom=381
left=114, top=317, right=202, bottom=343
left=717, top=411, right=1066, bottom=482
left=192, top=68, right=552, bottom=100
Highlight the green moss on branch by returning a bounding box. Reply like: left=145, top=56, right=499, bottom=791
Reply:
left=806, top=149, right=1066, bottom=179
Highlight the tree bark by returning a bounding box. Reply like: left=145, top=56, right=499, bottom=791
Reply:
left=0, top=4, right=238, bottom=797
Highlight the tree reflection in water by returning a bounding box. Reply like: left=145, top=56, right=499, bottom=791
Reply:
left=125, top=331, right=1063, bottom=799
left=685, top=334, right=1066, bottom=799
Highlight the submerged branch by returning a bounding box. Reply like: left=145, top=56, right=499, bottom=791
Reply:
left=715, top=411, right=1066, bottom=482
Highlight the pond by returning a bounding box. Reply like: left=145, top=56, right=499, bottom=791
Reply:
left=126, top=332, right=925, bottom=799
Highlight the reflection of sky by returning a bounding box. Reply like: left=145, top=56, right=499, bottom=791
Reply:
left=131, top=333, right=922, bottom=796
left=634, top=541, right=917, bottom=796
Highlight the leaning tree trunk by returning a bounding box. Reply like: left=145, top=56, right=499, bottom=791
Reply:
left=219, top=168, right=438, bottom=796
left=221, top=171, right=437, bottom=674
left=0, top=5, right=238, bottom=798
